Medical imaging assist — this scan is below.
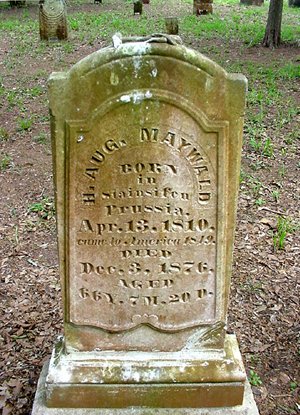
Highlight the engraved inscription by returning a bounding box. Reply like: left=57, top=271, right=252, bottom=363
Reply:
left=68, top=108, right=220, bottom=331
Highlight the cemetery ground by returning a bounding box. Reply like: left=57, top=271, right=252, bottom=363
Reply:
left=0, top=0, right=299, bottom=413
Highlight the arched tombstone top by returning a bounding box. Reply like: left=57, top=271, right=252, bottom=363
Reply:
left=49, top=35, right=247, bottom=350
left=68, top=35, right=226, bottom=78
left=50, top=35, right=246, bottom=122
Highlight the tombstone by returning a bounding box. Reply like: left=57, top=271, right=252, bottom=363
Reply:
left=240, top=0, right=263, bottom=5
left=134, top=0, right=143, bottom=14
left=165, top=17, right=179, bottom=35
left=39, top=0, right=67, bottom=41
left=193, top=0, right=213, bottom=15
left=9, top=1, right=26, bottom=6
left=32, top=34, right=260, bottom=415
left=288, top=0, right=300, bottom=6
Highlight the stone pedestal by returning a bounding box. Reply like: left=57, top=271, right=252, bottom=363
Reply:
left=44, top=335, right=245, bottom=408
left=33, top=361, right=259, bottom=414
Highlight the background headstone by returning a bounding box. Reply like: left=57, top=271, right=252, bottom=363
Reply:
left=134, top=0, right=143, bottom=14
left=165, top=17, right=179, bottom=34
left=32, top=35, right=259, bottom=415
left=240, top=0, right=264, bottom=5
left=9, top=1, right=26, bottom=7
left=193, top=0, right=213, bottom=15
left=288, top=0, right=300, bottom=6
left=39, top=0, right=68, bottom=41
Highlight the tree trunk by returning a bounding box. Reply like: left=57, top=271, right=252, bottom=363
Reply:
left=262, top=0, right=283, bottom=48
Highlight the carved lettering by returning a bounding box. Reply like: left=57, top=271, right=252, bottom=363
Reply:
left=78, top=287, right=211, bottom=307
left=104, top=204, right=184, bottom=217
left=101, top=187, right=189, bottom=201
left=82, top=186, right=95, bottom=205
left=119, top=163, right=177, bottom=175
left=118, top=279, right=174, bottom=289
left=121, top=249, right=172, bottom=259
left=71, top=120, right=218, bottom=330
left=139, top=127, right=212, bottom=204
left=85, top=139, right=127, bottom=179
left=140, top=127, right=159, bottom=142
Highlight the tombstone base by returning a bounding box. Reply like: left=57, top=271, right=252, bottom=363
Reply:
left=32, top=361, right=259, bottom=414
left=33, top=334, right=257, bottom=413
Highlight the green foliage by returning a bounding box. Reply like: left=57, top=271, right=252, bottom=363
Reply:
left=273, top=216, right=298, bottom=251
left=278, top=63, right=300, bottom=80
left=28, top=197, right=55, bottom=220
left=18, top=117, right=32, bottom=131
left=290, top=381, right=298, bottom=392
left=0, top=77, right=5, bottom=97
left=0, top=153, right=12, bottom=171
left=0, top=127, right=9, bottom=142
left=33, top=132, right=48, bottom=144
left=246, top=122, right=273, bottom=158
left=28, top=86, right=43, bottom=97
left=249, top=370, right=263, bottom=386
left=255, top=198, right=265, bottom=206
left=271, top=190, right=280, bottom=203
left=262, top=137, right=274, bottom=158
left=7, top=90, right=18, bottom=108
left=70, top=18, right=80, bottom=31
left=284, top=129, right=299, bottom=145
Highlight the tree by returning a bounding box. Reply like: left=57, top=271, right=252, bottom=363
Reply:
left=263, top=0, right=283, bottom=48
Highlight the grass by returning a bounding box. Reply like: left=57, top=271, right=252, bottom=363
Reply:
left=18, top=117, right=33, bottom=131
left=249, top=369, right=263, bottom=386
left=0, top=153, right=12, bottom=171
left=255, top=198, right=265, bottom=206
left=0, top=127, right=9, bottom=141
left=0, top=0, right=298, bottom=47
left=290, top=381, right=298, bottom=392
left=33, top=132, right=48, bottom=144
left=28, top=197, right=55, bottom=220
left=273, top=216, right=298, bottom=251
left=271, top=190, right=280, bottom=203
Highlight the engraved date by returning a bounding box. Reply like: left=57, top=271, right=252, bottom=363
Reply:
left=78, top=287, right=211, bottom=306
left=78, top=218, right=215, bottom=240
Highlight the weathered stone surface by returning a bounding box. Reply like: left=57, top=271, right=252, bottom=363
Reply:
left=32, top=34, right=258, bottom=412
left=33, top=362, right=259, bottom=414
left=165, top=17, right=179, bottom=35
left=49, top=35, right=247, bottom=352
left=39, top=0, right=67, bottom=41
left=45, top=334, right=246, bottom=407
left=193, top=0, right=213, bottom=15
left=49, top=34, right=247, bottom=352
